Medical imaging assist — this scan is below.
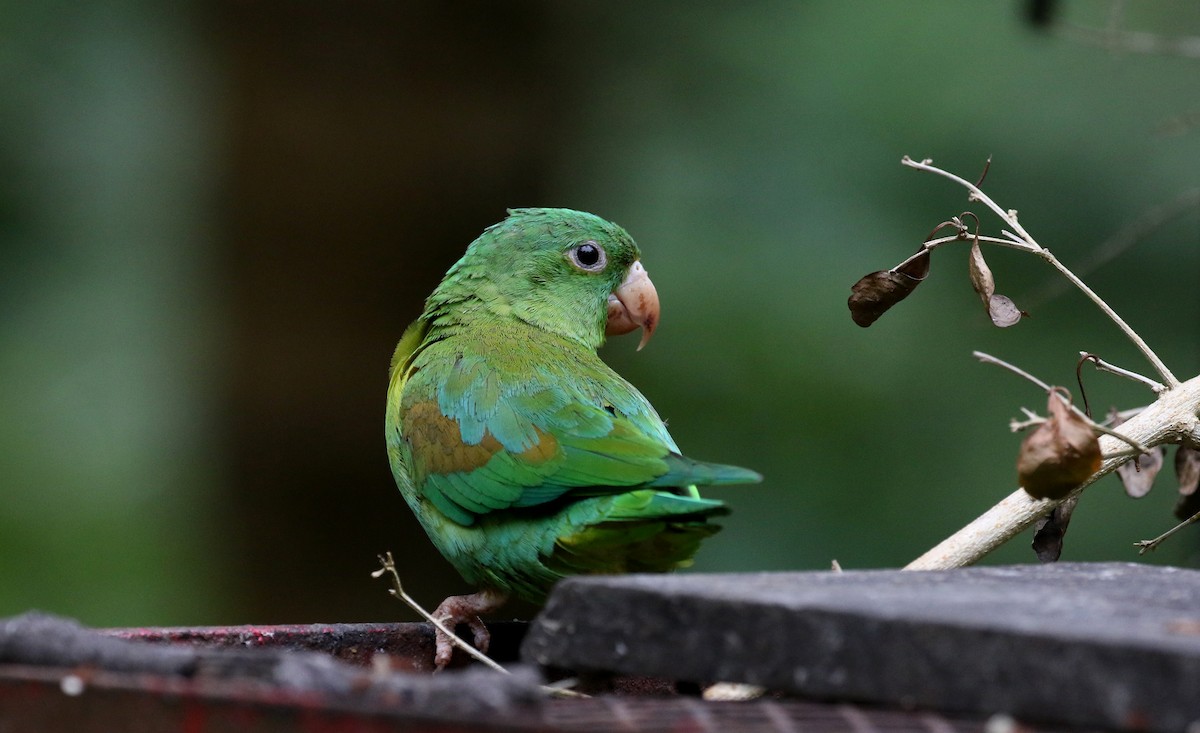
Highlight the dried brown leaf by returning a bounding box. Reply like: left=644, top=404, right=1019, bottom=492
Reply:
left=1018, top=392, right=1102, bottom=500
left=1108, top=408, right=1162, bottom=498
left=847, top=249, right=930, bottom=327
left=967, top=238, right=995, bottom=303
left=987, top=294, right=1023, bottom=328
left=1173, top=445, right=1200, bottom=520
left=1032, top=497, right=1078, bottom=563
left=967, top=239, right=1022, bottom=328
left=1116, top=447, right=1164, bottom=498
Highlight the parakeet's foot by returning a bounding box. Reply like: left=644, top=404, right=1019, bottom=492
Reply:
left=431, top=588, right=509, bottom=670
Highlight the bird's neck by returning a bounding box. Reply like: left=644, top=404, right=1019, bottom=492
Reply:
left=422, top=277, right=605, bottom=351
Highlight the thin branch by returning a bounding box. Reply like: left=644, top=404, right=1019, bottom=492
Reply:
left=971, top=234, right=1041, bottom=252
left=974, top=351, right=1053, bottom=392
left=1090, top=423, right=1148, bottom=454
left=372, top=553, right=510, bottom=674
left=1010, top=414, right=1043, bottom=432
left=891, top=234, right=1035, bottom=273
left=1135, top=509, right=1200, bottom=555
left=976, top=351, right=1147, bottom=452
left=1103, top=405, right=1150, bottom=425
left=975, top=350, right=1096, bottom=427
left=1042, top=256, right=1180, bottom=389
left=371, top=557, right=589, bottom=696
left=903, top=156, right=1180, bottom=390
left=1079, top=352, right=1166, bottom=393
left=1006, top=406, right=1147, bottom=453
left=902, top=157, right=1039, bottom=244
left=897, top=157, right=1198, bottom=569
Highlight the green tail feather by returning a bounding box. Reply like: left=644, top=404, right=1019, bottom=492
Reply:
left=603, top=490, right=729, bottom=521
left=544, top=489, right=727, bottom=583
left=651, top=454, right=763, bottom=488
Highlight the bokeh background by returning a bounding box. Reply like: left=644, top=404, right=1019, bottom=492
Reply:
left=1, top=1, right=1198, bottom=626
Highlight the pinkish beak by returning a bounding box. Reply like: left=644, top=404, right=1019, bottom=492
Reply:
left=605, top=260, right=660, bottom=351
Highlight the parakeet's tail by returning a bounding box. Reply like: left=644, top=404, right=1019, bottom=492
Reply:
left=544, top=489, right=727, bottom=587
left=652, top=454, right=763, bottom=488
left=603, top=489, right=730, bottom=521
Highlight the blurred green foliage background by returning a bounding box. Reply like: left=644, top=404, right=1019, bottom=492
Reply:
left=1, top=1, right=1197, bottom=627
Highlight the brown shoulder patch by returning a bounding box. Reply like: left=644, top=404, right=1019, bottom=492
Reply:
left=404, top=401, right=502, bottom=475
left=517, top=426, right=559, bottom=465
left=404, top=401, right=561, bottom=479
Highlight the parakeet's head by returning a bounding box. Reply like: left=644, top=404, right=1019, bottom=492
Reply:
left=429, top=208, right=660, bottom=350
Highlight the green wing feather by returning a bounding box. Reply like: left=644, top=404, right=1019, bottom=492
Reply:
left=386, top=317, right=759, bottom=600
left=394, top=319, right=756, bottom=524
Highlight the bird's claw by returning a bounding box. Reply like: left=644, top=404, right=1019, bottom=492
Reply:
left=430, top=589, right=507, bottom=670
left=432, top=613, right=491, bottom=670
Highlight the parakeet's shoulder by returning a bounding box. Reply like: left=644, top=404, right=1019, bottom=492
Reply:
left=392, top=315, right=674, bottom=452
left=408, top=317, right=619, bottom=387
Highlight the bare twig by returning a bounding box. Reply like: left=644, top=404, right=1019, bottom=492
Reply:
left=974, top=351, right=1093, bottom=425
left=1079, top=352, right=1167, bottom=394
left=1010, top=410, right=1043, bottom=432
left=1103, top=405, right=1150, bottom=425
left=1010, top=416, right=1042, bottom=432
left=891, top=234, right=1035, bottom=273
left=1090, top=423, right=1148, bottom=454
left=372, top=555, right=586, bottom=696
left=974, top=351, right=1053, bottom=393
left=902, top=157, right=1040, bottom=244
left=371, top=558, right=589, bottom=697
left=372, top=553, right=510, bottom=674
left=1008, top=412, right=1147, bottom=455
left=1135, top=509, right=1200, bottom=555
left=902, top=156, right=1180, bottom=390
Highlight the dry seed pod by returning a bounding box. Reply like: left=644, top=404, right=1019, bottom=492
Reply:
left=848, top=248, right=930, bottom=327
left=1109, top=409, right=1165, bottom=499
left=967, top=238, right=1022, bottom=328
left=1115, top=448, right=1163, bottom=498
left=1032, top=497, right=1078, bottom=563
left=1018, top=391, right=1102, bottom=500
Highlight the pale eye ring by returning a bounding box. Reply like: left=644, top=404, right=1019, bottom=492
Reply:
left=567, top=241, right=607, bottom=272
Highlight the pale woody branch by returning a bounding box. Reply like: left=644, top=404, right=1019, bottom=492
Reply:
left=907, top=374, right=1200, bottom=570
left=896, top=156, right=1197, bottom=569
left=900, top=156, right=1180, bottom=390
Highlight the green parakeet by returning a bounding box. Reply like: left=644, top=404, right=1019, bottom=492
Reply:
left=385, top=208, right=760, bottom=667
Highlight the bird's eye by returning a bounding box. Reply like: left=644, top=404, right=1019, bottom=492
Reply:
left=568, top=241, right=607, bottom=272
